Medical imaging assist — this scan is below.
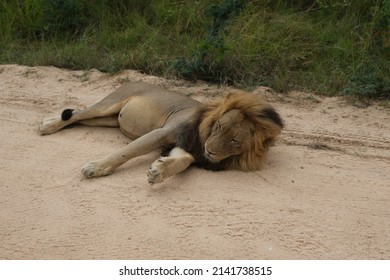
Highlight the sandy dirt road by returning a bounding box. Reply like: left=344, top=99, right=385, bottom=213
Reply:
left=0, top=64, right=389, bottom=259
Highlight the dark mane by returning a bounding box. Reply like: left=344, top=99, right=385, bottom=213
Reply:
left=163, top=92, right=283, bottom=172
left=163, top=107, right=233, bottom=171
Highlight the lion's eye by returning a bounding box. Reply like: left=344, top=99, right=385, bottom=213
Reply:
left=230, top=139, right=240, bottom=145
left=215, top=122, right=221, bottom=131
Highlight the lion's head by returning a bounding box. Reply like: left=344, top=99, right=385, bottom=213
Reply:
left=199, top=92, right=283, bottom=171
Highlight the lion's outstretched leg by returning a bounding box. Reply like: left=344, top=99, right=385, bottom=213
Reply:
left=38, top=102, right=124, bottom=135
left=38, top=84, right=138, bottom=135
left=77, top=116, right=119, bottom=127
left=81, top=127, right=173, bottom=178
left=147, top=147, right=195, bottom=185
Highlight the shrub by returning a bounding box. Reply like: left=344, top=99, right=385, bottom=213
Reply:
left=172, top=0, right=245, bottom=83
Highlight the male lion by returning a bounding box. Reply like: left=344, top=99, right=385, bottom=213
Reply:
left=39, top=82, right=283, bottom=184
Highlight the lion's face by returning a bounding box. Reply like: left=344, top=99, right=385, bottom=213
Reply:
left=199, top=92, right=283, bottom=171
left=204, top=109, right=253, bottom=163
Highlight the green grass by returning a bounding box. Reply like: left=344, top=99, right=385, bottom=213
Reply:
left=0, top=0, right=388, bottom=99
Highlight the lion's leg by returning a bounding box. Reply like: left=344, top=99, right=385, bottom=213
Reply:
left=77, top=116, right=119, bottom=127
left=81, top=127, right=173, bottom=178
left=147, top=147, right=195, bottom=185
left=38, top=100, right=125, bottom=135
left=38, top=85, right=138, bottom=135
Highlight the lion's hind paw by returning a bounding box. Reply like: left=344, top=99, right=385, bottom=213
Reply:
left=38, top=116, right=63, bottom=135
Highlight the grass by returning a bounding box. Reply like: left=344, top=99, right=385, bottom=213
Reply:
left=0, top=0, right=388, bottom=99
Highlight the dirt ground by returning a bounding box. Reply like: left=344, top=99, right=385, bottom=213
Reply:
left=0, top=64, right=389, bottom=260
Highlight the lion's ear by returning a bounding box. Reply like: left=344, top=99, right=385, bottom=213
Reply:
left=259, top=107, right=284, bottom=128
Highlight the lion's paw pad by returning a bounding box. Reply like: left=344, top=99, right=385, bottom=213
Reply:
left=147, top=160, right=165, bottom=185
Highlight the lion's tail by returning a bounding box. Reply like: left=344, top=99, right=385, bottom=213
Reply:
left=61, top=109, right=74, bottom=121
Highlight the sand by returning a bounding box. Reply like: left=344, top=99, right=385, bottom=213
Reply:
left=0, top=64, right=389, bottom=259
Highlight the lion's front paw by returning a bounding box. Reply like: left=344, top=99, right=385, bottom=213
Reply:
left=81, top=162, right=114, bottom=178
left=38, top=116, right=63, bottom=135
left=147, top=158, right=166, bottom=185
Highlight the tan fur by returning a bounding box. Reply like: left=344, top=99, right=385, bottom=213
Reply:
left=38, top=82, right=283, bottom=184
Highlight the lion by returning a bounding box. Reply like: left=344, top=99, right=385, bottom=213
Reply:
left=38, top=82, right=283, bottom=184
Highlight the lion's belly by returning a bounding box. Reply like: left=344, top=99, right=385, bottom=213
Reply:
left=117, top=96, right=167, bottom=139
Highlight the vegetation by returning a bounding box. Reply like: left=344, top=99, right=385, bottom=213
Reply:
left=0, top=0, right=388, bottom=99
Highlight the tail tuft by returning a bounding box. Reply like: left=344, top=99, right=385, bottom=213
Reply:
left=61, top=109, right=74, bottom=121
